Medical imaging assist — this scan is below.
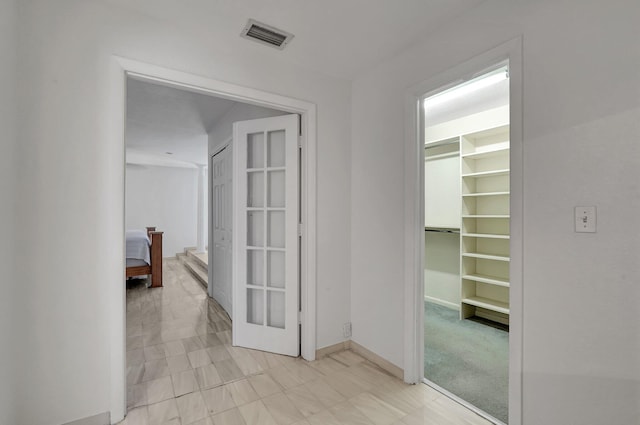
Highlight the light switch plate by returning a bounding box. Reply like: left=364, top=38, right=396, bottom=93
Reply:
left=575, top=206, right=596, bottom=233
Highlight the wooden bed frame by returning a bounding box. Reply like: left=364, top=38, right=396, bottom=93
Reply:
left=126, top=226, right=163, bottom=288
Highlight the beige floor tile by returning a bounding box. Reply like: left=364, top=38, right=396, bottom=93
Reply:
left=195, top=363, right=223, bottom=389
left=176, top=391, right=209, bottom=425
left=267, top=365, right=305, bottom=390
left=190, top=417, right=214, bottom=425
left=144, top=343, right=167, bottom=361
left=163, top=340, right=187, bottom=357
left=329, top=350, right=366, bottom=367
left=183, top=335, right=207, bottom=352
left=322, top=370, right=368, bottom=399
left=146, top=376, right=175, bottom=404
left=206, top=345, right=231, bottom=362
left=121, top=406, right=148, bottom=425
left=262, top=392, right=305, bottom=425
left=233, top=353, right=264, bottom=376
left=167, top=354, right=192, bottom=374
left=127, top=336, right=144, bottom=351
left=142, top=359, right=170, bottom=382
left=249, top=350, right=284, bottom=371
left=127, top=383, right=148, bottom=409
left=226, top=379, right=260, bottom=406
left=127, top=364, right=145, bottom=387
left=127, top=348, right=145, bottom=366
left=290, top=421, right=311, bottom=425
left=215, top=358, right=245, bottom=383
left=309, top=357, right=348, bottom=377
left=237, top=400, right=278, bottom=425
left=202, top=385, right=237, bottom=415
left=248, top=373, right=282, bottom=398
left=284, top=385, right=324, bottom=418
left=211, top=408, right=246, bottom=425
left=330, top=401, right=374, bottom=425
left=172, top=369, right=200, bottom=397
left=147, top=398, right=180, bottom=424
left=200, top=333, right=224, bottom=348
left=189, top=348, right=213, bottom=368
left=305, top=409, right=341, bottom=425
left=283, top=361, right=322, bottom=383
left=349, top=392, right=405, bottom=425
left=304, top=379, right=346, bottom=408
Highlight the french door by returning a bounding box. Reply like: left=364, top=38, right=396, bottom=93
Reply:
left=232, top=114, right=300, bottom=356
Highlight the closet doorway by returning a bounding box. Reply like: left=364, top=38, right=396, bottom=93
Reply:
left=423, top=64, right=510, bottom=424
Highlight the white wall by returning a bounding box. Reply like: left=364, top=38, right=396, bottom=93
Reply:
left=0, top=0, right=17, bottom=423
left=14, top=1, right=351, bottom=424
left=209, top=102, right=288, bottom=151
left=126, top=164, right=200, bottom=257
left=351, top=1, right=640, bottom=424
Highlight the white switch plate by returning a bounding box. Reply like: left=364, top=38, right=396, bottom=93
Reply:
left=575, top=206, right=596, bottom=233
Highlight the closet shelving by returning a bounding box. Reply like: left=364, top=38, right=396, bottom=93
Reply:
left=459, top=125, right=510, bottom=323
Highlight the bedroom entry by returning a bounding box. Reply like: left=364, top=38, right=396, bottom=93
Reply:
left=231, top=114, right=301, bottom=357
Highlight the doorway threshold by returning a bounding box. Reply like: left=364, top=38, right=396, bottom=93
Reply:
left=421, top=377, right=506, bottom=425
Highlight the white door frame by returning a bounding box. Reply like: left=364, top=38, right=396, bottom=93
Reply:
left=402, top=38, right=523, bottom=425
left=109, top=57, right=317, bottom=423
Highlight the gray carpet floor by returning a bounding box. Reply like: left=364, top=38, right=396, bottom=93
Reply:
left=424, top=302, right=509, bottom=423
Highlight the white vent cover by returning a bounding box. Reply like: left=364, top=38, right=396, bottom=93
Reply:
left=241, top=19, right=294, bottom=50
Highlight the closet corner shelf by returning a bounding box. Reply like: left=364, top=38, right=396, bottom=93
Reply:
left=461, top=147, right=510, bottom=160
left=462, top=252, right=510, bottom=262
left=462, top=191, right=510, bottom=198
left=462, top=273, right=510, bottom=287
left=462, top=233, right=510, bottom=240
left=462, top=297, right=510, bottom=315
left=462, top=169, right=509, bottom=178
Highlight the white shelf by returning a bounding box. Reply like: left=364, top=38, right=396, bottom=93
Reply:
left=462, top=297, right=510, bottom=315
left=462, top=273, right=510, bottom=287
left=461, top=147, right=509, bottom=160
left=462, top=191, right=510, bottom=197
left=462, top=169, right=509, bottom=178
left=462, top=233, right=510, bottom=239
left=462, top=252, right=510, bottom=262
left=462, top=215, right=510, bottom=219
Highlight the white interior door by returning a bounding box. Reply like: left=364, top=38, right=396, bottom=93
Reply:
left=211, top=145, right=232, bottom=315
left=232, top=114, right=299, bottom=357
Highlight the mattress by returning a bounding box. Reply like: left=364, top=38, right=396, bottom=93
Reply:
left=126, top=229, right=151, bottom=266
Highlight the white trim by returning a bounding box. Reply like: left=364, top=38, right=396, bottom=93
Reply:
left=109, top=57, right=318, bottom=423
left=424, top=296, right=460, bottom=311
left=403, top=37, right=523, bottom=425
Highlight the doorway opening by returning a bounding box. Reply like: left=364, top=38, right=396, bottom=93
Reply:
left=112, top=57, right=318, bottom=423
left=422, top=64, right=510, bottom=424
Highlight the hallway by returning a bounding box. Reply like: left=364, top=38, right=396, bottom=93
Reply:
left=123, top=259, right=492, bottom=425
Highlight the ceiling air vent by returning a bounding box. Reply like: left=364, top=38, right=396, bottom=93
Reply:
left=241, top=19, right=294, bottom=50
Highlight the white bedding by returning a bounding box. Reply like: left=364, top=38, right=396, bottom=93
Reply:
left=126, top=229, right=151, bottom=266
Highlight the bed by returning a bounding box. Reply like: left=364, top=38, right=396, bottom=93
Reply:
left=126, top=226, right=163, bottom=288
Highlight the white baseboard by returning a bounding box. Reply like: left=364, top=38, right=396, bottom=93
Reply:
left=424, top=296, right=460, bottom=310
left=63, top=412, right=110, bottom=425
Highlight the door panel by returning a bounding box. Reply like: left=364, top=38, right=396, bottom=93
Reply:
left=232, top=114, right=299, bottom=356
left=211, top=145, right=232, bottom=315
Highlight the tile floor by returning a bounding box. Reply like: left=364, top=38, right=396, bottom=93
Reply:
left=121, top=258, right=492, bottom=425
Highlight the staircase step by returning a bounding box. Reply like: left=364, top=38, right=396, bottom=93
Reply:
left=179, top=255, right=208, bottom=290
left=186, top=249, right=208, bottom=271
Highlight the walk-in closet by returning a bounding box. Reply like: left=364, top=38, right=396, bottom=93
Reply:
left=423, top=65, right=510, bottom=424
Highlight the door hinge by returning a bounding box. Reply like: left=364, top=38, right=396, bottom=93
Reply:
left=298, top=310, right=303, bottom=325
left=297, top=223, right=303, bottom=237
left=297, top=135, right=302, bottom=149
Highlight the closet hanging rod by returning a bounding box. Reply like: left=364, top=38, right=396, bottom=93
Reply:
left=425, top=227, right=460, bottom=234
